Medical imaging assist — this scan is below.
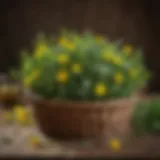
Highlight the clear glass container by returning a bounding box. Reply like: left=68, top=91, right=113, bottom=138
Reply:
left=0, top=74, right=22, bottom=107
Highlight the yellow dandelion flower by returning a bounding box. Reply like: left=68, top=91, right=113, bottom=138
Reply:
left=13, top=105, right=30, bottom=125
left=72, top=63, right=82, bottom=73
left=112, top=57, right=122, bottom=65
left=129, top=68, right=137, bottom=78
left=28, top=136, right=42, bottom=148
left=114, top=72, right=124, bottom=84
left=109, top=138, right=121, bottom=151
left=123, top=44, right=133, bottom=56
left=103, top=52, right=113, bottom=61
left=94, top=83, right=107, bottom=96
left=103, top=52, right=122, bottom=65
left=56, top=70, right=69, bottom=83
left=34, top=43, right=48, bottom=59
left=59, top=38, right=75, bottom=50
left=59, top=37, right=67, bottom=45
left=57, top=54, right=69, bottom=64
left=24, top=70, right=40, bottom=87
left=96, top=35, right=104, bottom=42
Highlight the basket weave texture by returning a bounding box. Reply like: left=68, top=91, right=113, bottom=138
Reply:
left=32, top=95, right=139, bottom=140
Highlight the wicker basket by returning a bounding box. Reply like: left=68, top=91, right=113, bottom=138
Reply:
left=30, top=93, right=140, bottom=140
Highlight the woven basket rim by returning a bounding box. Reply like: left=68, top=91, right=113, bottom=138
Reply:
left=28, top=90, right=141, bottom=109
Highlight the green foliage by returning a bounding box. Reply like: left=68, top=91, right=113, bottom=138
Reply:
left=131, top=99, right=160, bottom=136
left=18, top=30, right=150, bottom=101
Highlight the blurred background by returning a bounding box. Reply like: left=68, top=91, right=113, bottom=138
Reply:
left=0, top=0, right=160, bottom=92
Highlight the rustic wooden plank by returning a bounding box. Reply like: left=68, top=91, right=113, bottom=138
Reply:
left=0, top=106, right=160, bottom=158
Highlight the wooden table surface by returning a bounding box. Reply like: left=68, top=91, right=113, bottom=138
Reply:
left=0, top=126, right=160, bottom=158
left=0, top=104, right=160, bottom=158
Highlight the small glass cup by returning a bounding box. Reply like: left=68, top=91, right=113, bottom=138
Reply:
left=0, top=74, right=22, bottom=108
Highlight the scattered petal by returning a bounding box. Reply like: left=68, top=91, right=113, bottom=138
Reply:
left=28, top=136, right=44, bottom=148
left=109, top=138, right=121, bottom=151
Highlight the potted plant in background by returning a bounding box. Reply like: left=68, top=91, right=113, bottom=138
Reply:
left=131, top=98, right=160, bottom=136
left=130, top=98, right=160, bottom=151
left=18, top=30, right=150, bottom=140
